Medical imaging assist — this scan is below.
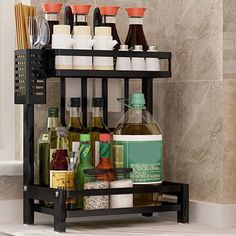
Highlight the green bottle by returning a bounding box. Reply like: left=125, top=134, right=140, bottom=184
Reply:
left=75, top=134, right=94, bottom=208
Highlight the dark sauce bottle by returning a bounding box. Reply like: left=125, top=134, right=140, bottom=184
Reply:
left=99, top=6, right=121, bottom=51
left=125, top=8, right=148, bottom=51
left=71, top=4, right=91, bottom=26
left=42, top=3, right=63, bottom=46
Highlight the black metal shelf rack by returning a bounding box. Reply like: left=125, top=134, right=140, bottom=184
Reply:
left=14, top=49, right=189, bottom=233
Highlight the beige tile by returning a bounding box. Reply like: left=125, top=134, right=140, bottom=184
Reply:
left=223, top=80, right=236, bottom=203
left=0, top=176, right=22, bottom=200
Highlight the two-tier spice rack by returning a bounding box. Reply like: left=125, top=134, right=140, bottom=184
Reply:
left=14, top=49, right=189, bottom=232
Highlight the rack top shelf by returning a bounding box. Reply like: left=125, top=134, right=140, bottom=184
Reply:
left=15, top=48, right=172, bottom=59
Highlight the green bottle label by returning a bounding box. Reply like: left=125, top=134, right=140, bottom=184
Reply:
left=79, top=143, right=91, bottom=160
left=100, top=143, right=110, bottom=158
left=113, top=135, right=162, bottom=184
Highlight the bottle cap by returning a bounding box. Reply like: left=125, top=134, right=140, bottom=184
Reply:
left=100, top=134, right=110, bottom=141
left=70, top=4, right=91, bottom=15
left=99, top=6, right=119, bottom=16
left=53, top=25, right=71, bottom=34
left=56, top=127, right=68, bottom=136
left=80, top=134, right=91, bottom=142
left=73, top=26, right=91, bottom=35
left=70, top=97, right=81, bottom=107
left=84, top=168, right=108, bottom=175
left=125, top=8, right=146, bottom=17
left=109, top=168, right=133, bottom=174
left=134, top=45, right=143, bottom=51
left=42, top=3, right=63, bottom=13
left=120, top=45, right=128, bottom=50
left=130, top=93, right=146, bottom=109
left=48, top=107, right=59, bottom=117
left=92, top=97, right=104, bottom=107
left=95, top=26, right=112, bottom=36
left=148, top=45, right=157, bottom=51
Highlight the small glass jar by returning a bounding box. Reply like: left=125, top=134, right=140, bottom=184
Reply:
left=83, top=169, right=109, bottom=210
left=109, top=168, right=133, bottom=208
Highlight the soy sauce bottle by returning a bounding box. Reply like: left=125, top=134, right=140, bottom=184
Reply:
left=125, top=8, right=148, bottom=51
left=70, top=4, right=91, bottom=26
left=99, top=6, right=121, bottom=51
left=42, top=3, right=63, bottom=46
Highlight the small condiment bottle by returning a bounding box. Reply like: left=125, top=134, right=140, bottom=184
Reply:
left=42, top=3, right=63, bottom=46
left=96, top=134, right=114, bottom=181
left=131, top=45, right=146, bottom=71
left=116, top=45, right=131, bottom=71
left=146, top=45, right=160, bottom=71
left=70, top=4, right=91, bottom=26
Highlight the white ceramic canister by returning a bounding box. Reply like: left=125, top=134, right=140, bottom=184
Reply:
left=73, top=26, right=95, bottom=70
left=93, top=27, right=117, bottom=70
left=146, top=45, right=160, bottom=71
left=52, top=25, right=74, bottom=69
left=131, top=45, right=146, bottom=71
left=116, top=45, right=131, bottom=70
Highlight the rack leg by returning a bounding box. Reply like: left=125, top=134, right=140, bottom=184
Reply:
left=60, top=77, right=66, bottom=126
left=177, top=184, right=189, bottom=223
left=54, top=190, right=66, bottom=232
left=142, top=213, right=153, bottom=217
left=23, top=104, right=34, bottom=225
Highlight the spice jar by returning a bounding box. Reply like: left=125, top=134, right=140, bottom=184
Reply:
left=83, top=169, right=109, bottom=210
left=109, top=168, right=133, bottom=208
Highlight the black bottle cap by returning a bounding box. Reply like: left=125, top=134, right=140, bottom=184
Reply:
left=84, top=168, right=108, bottom=175
left=70, top=98, right=81, bottom=107
left=48, top=107, right=59, bottom=117
left=92, top=97, right=104, bottom=107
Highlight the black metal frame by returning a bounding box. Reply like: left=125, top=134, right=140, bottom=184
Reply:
left=16, top=49, right=189, bottom=233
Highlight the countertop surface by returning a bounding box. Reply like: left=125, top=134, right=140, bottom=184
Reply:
left=0, top=215, right=236, bottom=236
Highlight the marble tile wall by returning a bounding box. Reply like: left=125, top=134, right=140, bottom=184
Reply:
left=223, top=0, right=236, bottom=203
left=11, top=0, right=235, bottom=204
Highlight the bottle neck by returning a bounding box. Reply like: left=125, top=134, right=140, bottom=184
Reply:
left=74, top=14, right=87, bottom=24
left=47, top=117, right=59, bottom=131
left=100, top=142, right=110, bottom=159
left=57, top=136, right=68, bottom=150
left=92, top=107, right=103, bottom=118
left=129, top=17, right=143, bottom=25
left=69, top=107, right=82, bottom=127
left=45, top=13, right=59, bottom=22
left=79, top=142, right=91, bottom=164
left=102, top=15, right=116, bottom=24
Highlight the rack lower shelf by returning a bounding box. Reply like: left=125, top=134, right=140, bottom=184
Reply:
left=24, top=182, right=189, bottom=232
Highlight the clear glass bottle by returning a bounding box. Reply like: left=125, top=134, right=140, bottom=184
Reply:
left=113, top=93, right=163, bottom=206
left=42, top=3, right=63, bottom=46
left=96, top=134, right=114, bottom=181
left=110, top=168, right=133, bottom=208
left=125, top=8, right=148, bottom=51
left=99, top=6, right=121, bottom=51
left=38, top=107, right=59, bottom=187
left=71, top=4, right=91, bottom=26
left=83, top=168, right=109, bottom=210
left=88, top=98, right=110, bottom=166
left=75, top=134, right=94, bottom=209
left=67, top=97, right=85, bottom=154
left=50, top=127, right=75, bottom=209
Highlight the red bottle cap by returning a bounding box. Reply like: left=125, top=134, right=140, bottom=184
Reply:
left=42, top=3, right=63, bottom=13
left=70, top=4, right=91, bottom=15
left=100, top=134, right=110, bottom=141
left=99, top=6, right=120, bottom=16
left=125, top=8, right=146, bottom=17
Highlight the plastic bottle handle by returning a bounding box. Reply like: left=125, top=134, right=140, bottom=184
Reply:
left=117, top=98, right=132, bottom=109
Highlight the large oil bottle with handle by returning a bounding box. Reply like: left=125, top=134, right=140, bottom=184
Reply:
left=113, top=93, right=163, bottom=206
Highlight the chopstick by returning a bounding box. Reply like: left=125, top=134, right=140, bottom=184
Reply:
left=14, top=3, right=37, bottom=49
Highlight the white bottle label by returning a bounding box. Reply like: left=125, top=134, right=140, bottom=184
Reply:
left=95, top=141, right=100, bottom=166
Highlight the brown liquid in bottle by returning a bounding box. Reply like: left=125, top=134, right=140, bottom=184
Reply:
left=125, top=23, right=148, bottom=51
